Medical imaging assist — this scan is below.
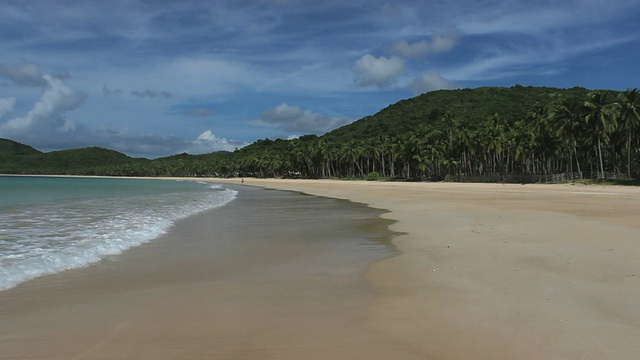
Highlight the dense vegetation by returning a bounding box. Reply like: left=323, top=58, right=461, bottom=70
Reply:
left=2, top=85, right=639, bottom=182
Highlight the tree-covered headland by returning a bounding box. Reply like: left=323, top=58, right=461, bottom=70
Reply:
left=2, top=85, right=639, bottom=183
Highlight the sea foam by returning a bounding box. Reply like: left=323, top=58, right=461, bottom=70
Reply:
left=0, top=184, right=237, bottom=291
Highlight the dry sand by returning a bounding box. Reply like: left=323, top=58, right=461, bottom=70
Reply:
left=215, top=179, right=640, bottom=359
left=2, top=178, right=640, bottom=359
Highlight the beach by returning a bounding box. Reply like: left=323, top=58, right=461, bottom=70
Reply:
left=2, top=179, right=640, bottom=359
left=0, top=181, right=396, bottom=359
left=215, top=179, right=640, bottom=359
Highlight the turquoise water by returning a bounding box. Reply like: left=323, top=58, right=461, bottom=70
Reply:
left=0, top=176, right=237, bottom=290
left=0, top=176, right=209, bottom=207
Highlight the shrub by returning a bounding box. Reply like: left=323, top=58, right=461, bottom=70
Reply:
left=367, top=171, right=380, bottom=181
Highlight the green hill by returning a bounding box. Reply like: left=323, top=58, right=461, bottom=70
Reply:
left=0, top=145, right=138, bottom=175
left=0, top=138, right=42, bottom=156
left=229, top=85, right=635, bottom=181
left=324, top=85, right=589, bottom=143
left=38, top=147, right=135, bottom=169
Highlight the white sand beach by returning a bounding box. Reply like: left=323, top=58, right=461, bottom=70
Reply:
left=217, top=179, right=640, bottom=359
left=2, top=178, right=640, bottom=359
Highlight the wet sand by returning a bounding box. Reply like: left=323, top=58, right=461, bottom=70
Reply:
left=3, top=178, right=640, bottom=359
left=0, top=184, right=397, bottom=359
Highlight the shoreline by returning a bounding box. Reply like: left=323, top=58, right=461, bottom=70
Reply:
left=2, top=176, right=640, bottom=358
left=0, top=179, right=399, bottom=359
left=211, top=178, right=640, bottom=359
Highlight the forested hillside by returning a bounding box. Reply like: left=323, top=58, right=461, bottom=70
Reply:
left=2, top=85, right=639, bottom=182
left=229, top=85, right=639, bottom=181
left=0, top=139, right=41, bottom=156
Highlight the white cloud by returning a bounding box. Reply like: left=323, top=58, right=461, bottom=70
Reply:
left=258, top=103, right=351, bottom=134
left=409, top=72, right=458, bottom=95
left=0, top=75, right=88, bottom=136
left=0, top=97, right=16, bottom=118
left=0, top=66, right=238, bottom=157
left=392, top=28, right=460, bottom=58
left=354, top=54, right=406, bottom=88
left=185, top=129, right=245, bottom=154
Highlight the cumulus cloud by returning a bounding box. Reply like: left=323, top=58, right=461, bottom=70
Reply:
left=109, top=130, right=246, bottom=156
left=409, top=72, right=458, bottom=95
left=0, top=70, right=182, bottom=157
left=0, top=66, right=235, bottom=157
left=0, top=75, right=88, bottom=137
left=258, top=103, right=351, bottom=134
left=184, top=108, right=214, bottom=118
left=131, top=89, right=173, bottom=99
left=392, top=28, right=460, bottom=58
left=354, top=54, right=406, bottom=88
left=0, top=63, right=48, bottom=87
left=185, top=129, right=246, bottom=154
left=0, top=97, right=16, bottom=118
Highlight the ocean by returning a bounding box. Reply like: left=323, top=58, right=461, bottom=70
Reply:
left=0, top=176, right=237, bottom=291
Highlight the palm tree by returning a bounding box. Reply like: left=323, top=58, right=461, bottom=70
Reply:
left=441, top=112, right=465, bottom=176
left=551, top=96, right=585, bottom=177
left=372, top=136, right=387, bottom=177
left=317, top=139, right=332, bottom=178
left=454, top=123, right=472, bottom=177
left=341, top=141, right=364, bottom=178
left=618, top=88, right=640, bottom=178
left=308, top=141, right=323, bottom=177
left=512, top=120, right=536, bottom=175
left=527, top=103, right=560, bottom=174
left=482, top=113, right=507, bottom=175
left=584, top=91, right=620, bottom=178
left=400, top=132, right=422, bottom=178
left=389, top=138, right=402, bottom=178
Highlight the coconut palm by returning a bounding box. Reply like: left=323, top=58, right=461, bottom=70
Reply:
left=527, top=103, right=561, bottom=174
left=457, top=127, right=472, bottom=176
left=400, top=132, right=422, bottom=178
left=618, top=88, right=640, bottom=178
left=341, top=141, right=364, bottom=177
left=389, top=138, right=403, bottom=178
left=482, top=113, right=508, bottom=175
left=512, top=120, right=536, bottom=175
left=551, top=96, right=585, bottom=177
left=584, top=91, right=620, bottom=178
left=317, top=139, right=332, bottom=177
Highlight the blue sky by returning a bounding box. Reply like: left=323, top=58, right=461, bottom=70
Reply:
left=1, top=0, right=639, bottom=158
